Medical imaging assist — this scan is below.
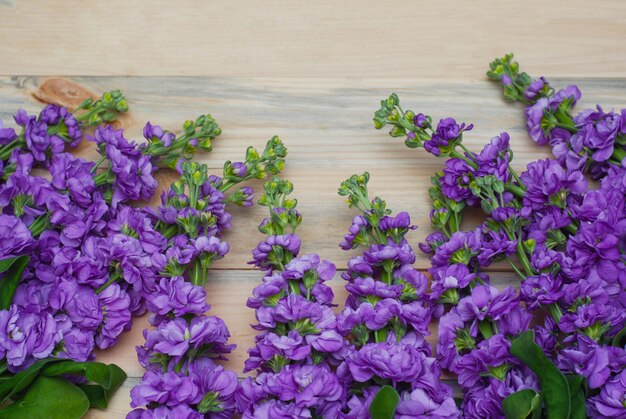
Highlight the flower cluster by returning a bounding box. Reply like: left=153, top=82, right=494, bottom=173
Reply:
left=129, top=138, right=288, bottom=418
left=336, top=173, right=460, bottom=418
left=236, top=178, right=348, bottom=418
left=488, top=53, right=626, bottom=179
left=374, top=89, right=626, bottom=417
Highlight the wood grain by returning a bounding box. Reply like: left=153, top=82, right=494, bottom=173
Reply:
left=0, top=76, right=623, bottom=417
left=1, top=1, right=626, bottom=78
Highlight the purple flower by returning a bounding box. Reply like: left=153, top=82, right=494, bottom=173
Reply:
left=524, top=77, right=550, bottom=101
left=0, top=118, right=17, bottom=145
left=128, top=405, right=202, bottom=419
left=95, top=283, right=132, bottom=349
left=60, top=328, right=95, bottom=362
left=436, top=308, right=475, bottom=371
left=476, top=132, right=511, bottom=182
left=396, top=388, right=461, bottom=418
left=456, top=335, right=517, bottom=389
left=0, top=214, right=33, bottom=258
left=261, top=364, right=343, bottom=408
left=363, top=240, right=415, bottom=266
left=143, top=122, right=175, bottom=147
left=379, top=211, right=414, bottom=233
left=188, top=358, right=238, bottom=414
left=429, top=264, right=475, bottom=302
left=520, top=159, right=587, bottom=212
left=340, top=215, right=368, bottom=250
left=457, top=285, right=519, bottom=322
left=346, top=342, right=431, bottom=384
left=231, top=161, right=248, bottom=178
left=130, top=370, right=200, bottom=408
left=520, top=273, right=563, bottom=310
left=0, top=305, right=58, bottom=370
left=146, top=276, right=209, bottom=318
left=558, top=335, right=610, bottom=389
left=589, top=370, right=626, bottom=417
left=419, top=231, right=447, bottom=254
left=250, top=234, right=301, bottom=271
left=424, top=118, right=473, bottom=156
left=440, top=158, right=477, bottom=205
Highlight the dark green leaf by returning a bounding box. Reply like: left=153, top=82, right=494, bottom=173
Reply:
left=0, top=358, right=64, bottom=403
left=612, top=325, right=626, bottom=347
left=370, top=385, right=400, bottom=419
left=42, top=361, right=111, bottom=389
left=510, top=331, right=570, bottom=419
left=566, top=375, right=587, bottom=419
left=502, top=389, right=542, bottom=419
left=0, top=256, right=29, bottom=310
left=77, top=364, right=127, bottom=409
left=0, top=376, right=89, bottom=419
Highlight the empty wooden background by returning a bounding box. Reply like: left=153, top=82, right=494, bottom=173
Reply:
left=1, top=1, right=625, bottom=417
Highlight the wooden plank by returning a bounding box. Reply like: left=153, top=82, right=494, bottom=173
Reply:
left=1, top=76, right=624, bottom=270
left=1, top=1, right=626, bottom=78
left=84, top=269, right=519, bottom=418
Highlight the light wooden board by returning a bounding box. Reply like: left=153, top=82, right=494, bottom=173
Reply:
left=0, top=76, right=624, bottom=417
left=1, top=1, right=626, bottom=78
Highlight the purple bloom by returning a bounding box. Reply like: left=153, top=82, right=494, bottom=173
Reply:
left=0, top=305, right=58, bottom=370
left=424, top=118, right=473, bottom=157
left=261, top=364, right=343, bottom=409
left=130, top=370, right=200, bottom=408
left=146, top=276, right=209, bottom=318
left=363, top=240, right=415, bottom=266
left=96, top=283, right=132, bottom=349
left=340, top=215, right=369, bottom=250
left=456, top=335, right=517, bottom=389
left=378, top=211, right=414, bottom=233
left=143, top=122, right=175, bottom=147
left=520, top=159, right=587, bottom=213
left=436, top=308, right=475, bottom=371
left=346, top=342, right=431, bottom=384
left=0, top=118, right=17, bottom=145
left=457, top=285, right=519, bottom=322
left=476, top=132, right=511, bottom=182
left=429, top=264, right=475, bottom=302
left=524, top=77, right=550, bottom=101
left=396, top=388, right=461, bottom=418
left=0, top=214, right=33, bottom=258
left=250, top=234, right=301, bottom=271
left=589, top=370, right=626, bottom=417
left=558, top=335, right=610, bottom=389
left=520, top=273, right=563, bottom=310
left=439, top=158, right=477, bottom=205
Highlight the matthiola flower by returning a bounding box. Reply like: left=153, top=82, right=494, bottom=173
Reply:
left=396, top=388, right=461, bottom=418
left=424, top=118, right=473, bottom=157
left=558, top=335, right=611, bottom=389
left=476, top=132, right=511, bottom=182
left=146, top=276, right=209, bottom=319
left=589, top=370, right=626, bottom=418
left=456, top=334, right=518, bottom=389
left=95, top=283, right=132, bottom=349
left=250, top=234, right=301, bottom=271
left=439, top=158, right=478, bottom=205
left=130, top=370, right=201, bottom=408
left=520, top=159, right=587, bottom=213
left=520, top=273, right=564, bottom=310
left=436, top=308, right=476, bottom=372
left=0, top=214, right=33, bottom=258
left=346, top=342, right=430, bottom=384
left=456, top=285, right=519, bottom=323
left=0, top=305, right=58, bottom=370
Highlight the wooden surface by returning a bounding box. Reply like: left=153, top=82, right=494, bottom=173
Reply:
left=1, top=1, right=625, bottom=417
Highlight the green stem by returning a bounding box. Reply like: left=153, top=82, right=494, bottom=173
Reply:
left=548, top=303, right=563, bottom=323
left=0, top=138, right=25, bottom=160
left=505, top=183, right=525, bottom=199
left=90, top=155, right=108, bottom=174
left=96, top=271, right=121, bottom=294
left=478, top=320, right=494, bottom=340
left=611, top=147, right=626, bottom=162
left=506, top=258, right=526, bottom=280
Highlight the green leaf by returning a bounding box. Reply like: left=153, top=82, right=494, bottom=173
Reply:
left=370, top=385, right=400, bottom=419
left=0, top=256, right=29, bottom=310
left=0, top=358, right=64, bottom=403
left=0, top=376, right=89, bottom=419
left=612, top=325, right=626, bottom=347
left=77, top=364, right=127, bottom=409
left=42, top=361, right=111, bottom=389
left=502, top=389, right=542, bottom=419
left=566, top=375, right=587, bottom=419
left=510, top=331, right=570, bottom=419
